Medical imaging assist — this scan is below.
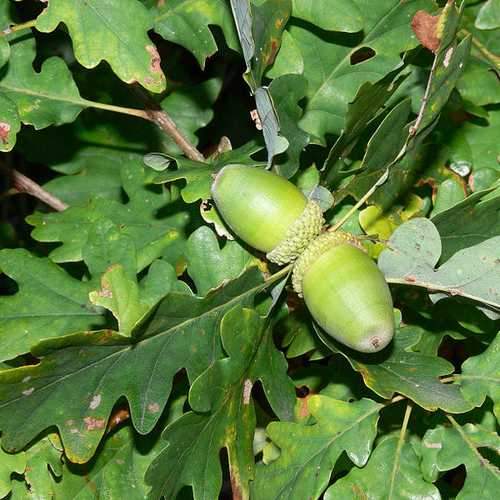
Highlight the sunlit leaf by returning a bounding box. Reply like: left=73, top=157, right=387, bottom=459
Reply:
left=36, top=0, right=166, bottom=92
left=252, top=396, right=382, bottom=500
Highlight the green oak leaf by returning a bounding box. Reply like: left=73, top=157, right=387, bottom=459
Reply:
left=0, top=2, right=12, bottom=69
left=0, top=34, right=83, bottom=129
left=269, top=74, right=309, bottom=178
left=251, top=396, right=382, bottom=500
left=379, top=218, right=500, bottom=318
left=158, top=78, right=222, bottom=155
left=0, top=93, right=20, bottom=152
left=412, top=3, right=471, bottom=133
left=280, top=308, right=329, bottom=360
left=475, top=0, right=500, bottom=30
left=322, top=68, right=407, bottom=185
left=186, top=226, right=256, bottom=297
left=341, top=3, right=470, bottom=206
left=463, top=1, right=500, bottom=65
left=359, top=193, right=428, bottom=256
left=0, top=268, right=277, bottom=462
left=22, top=435, right=63, bottom=499
left=153, top=0, right=239, bottom=69
left=151, top=156, right=214, bottom=203
left=338, top=98, right=412, bottom=208
left=27, top=162, right=187, bottom=267
left=429, top=177, right=467, bottom=217
left=421, top=423, right=500, bottom=498
left=458, top=335, right=500, bottom=421
left=53, top=425, right=167, bottom=499
left=272, top=0, right=435, bottom=141
left=230, top=0, right=292, bottom=165
left=90, top=259, right=178, bottom=337
left=0, top=443, right=25, bottom=499
left=41, top=149, right=138, bottom=206
left=255, top=86, right=289, bottom=167
left=0, top=37, right=9, bottom=69
left=266, top=30, right=303, bottom=78
left=291, top=0, right=363, bottom=33
left=325, top=435, right=440, bottom=500
left=457, top=58, right=500, bottom=106
left=36, top=0, right=166, bottom=93
left=316, top=324, right=473, bottom=413
left=0, top=249, right=105, bottom=362
left=230, top=0, right=292, bottom=89
left=145, top=306, right=295, bottom=500
left=151, top=140, right=265, bottom=202
left=432, top=186, right=500, bottom=261
left=440, top=108, right=500, bottom=173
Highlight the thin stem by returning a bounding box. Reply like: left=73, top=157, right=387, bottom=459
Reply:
left=264, top=264, right=292, bottom=286
left=388, top=403, right=413, bottom=499
left=411, top=47, right=440, bottom=136
left=329, top=169, right=389, bottom=233
left=81, top=98, right=151, bottom=120
left=446, top=415, right=500, bottom=474
left=459, top=29, right=500, bottom=69
left=1, top=19, right=36, bottom=37
left=132, top=86, right=205, bottom=162
left=147, top=108, right=205, bottom=161
left=385, top=277, right=500, bottom=311
left=5, top=168, right=68, bottom=211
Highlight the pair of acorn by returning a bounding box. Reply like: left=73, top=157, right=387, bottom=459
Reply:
left=211, top=165, right=394, bottom=353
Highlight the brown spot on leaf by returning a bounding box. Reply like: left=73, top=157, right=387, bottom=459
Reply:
left=405, top=275, right=417, bottom=283
left=250, top=109, right=262, bottom=130
left=352, top=484, right=368, bottom=499
left=243, top=379, right=253, bottom=405
left=443, top=46, right=454, bottom=67
left=147, top=402, right=160, bottom=413
left=83, top=416, right=105, bottom=431
left=0, top=122, right=11, bottom=144
left=298, top=394, right=314, bottom=419
left=98, top=287, right=112, bottom=298
left=411, top=10, right=441, bottom=52
left=146, top=45, right=162, bottom=74
left=230, top=470, right=243, bottom=500
left=89, top=394, right=102, bottom=410
left=266, top=39, right=280, bottom=67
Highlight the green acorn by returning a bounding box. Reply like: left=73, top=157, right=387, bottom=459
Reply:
left=211, top=165, right=394, bottom=353
left=292, top=232, right=394, bottom=353
left=211, top=165, right=324, bottom=264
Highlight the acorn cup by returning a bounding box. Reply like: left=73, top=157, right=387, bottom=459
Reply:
left=211, top=165, right=395, bottom=353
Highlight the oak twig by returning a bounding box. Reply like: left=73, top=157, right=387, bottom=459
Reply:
left=3, top=167, right=68, bottom=211
left=132, top=86, right=205, bottom=162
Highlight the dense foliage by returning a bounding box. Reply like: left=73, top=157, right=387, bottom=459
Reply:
left=0, top=0, right=499, bottom=498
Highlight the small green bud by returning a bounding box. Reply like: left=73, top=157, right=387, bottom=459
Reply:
left=293, top=232, right=395, bottom=353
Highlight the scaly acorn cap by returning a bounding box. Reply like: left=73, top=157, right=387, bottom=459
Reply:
left=292, top=231, right=363, bottom=296
left=212, top=165, right=325, bottom=264
left=266, top=199, right=324, bottom=265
